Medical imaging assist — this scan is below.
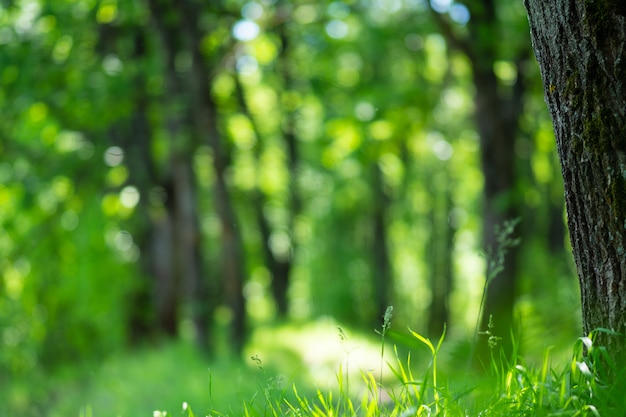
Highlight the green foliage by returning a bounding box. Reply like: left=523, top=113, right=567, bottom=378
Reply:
left=3, top=318, right=616, bottom=417
left=40, top=341, right=291, bottom=417
left=0, top=2, right=584, bottom=413
left=161, top=323, right=611, bottom=417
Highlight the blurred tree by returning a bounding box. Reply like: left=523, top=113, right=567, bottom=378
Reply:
left=269, top=3, right=303, bottom=318
left=291, top=1, right=475, bottom=330
left=426, top=163, right=455, bottom=337
left=95, top=18, right=178, bottom=342
left=428, top=0, right=531, bottom=361
left=525, top=0, right=626, bottom=368
left=178, top=0, right=248, bottom=353
left=145, top=0, right=210, bottom=346
left=232, top=13, right=301, bottom=318
left=92, top=0, right=212, bottom=349
left=120, top=30, right=165, bottom=342
left=0, top=0, right=585, bottom=387
left=371, top=162, right=393, bottom=326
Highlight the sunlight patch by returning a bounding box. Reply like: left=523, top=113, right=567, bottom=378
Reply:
left=104, top=146, right=124, bottom=167
left=325, top=20, right=349, bottom=39
left=233, top=20, right=260, bottom=42
left=241, top=2, right=263, bottom=20
left=449, top=3, right=470, bottom=25
left=429, top=0, right=452, bottom=13
left=119, top=186, right=140, bottom=209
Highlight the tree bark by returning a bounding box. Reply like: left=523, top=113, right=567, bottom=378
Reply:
left=524, top=0, right=626, bottom=365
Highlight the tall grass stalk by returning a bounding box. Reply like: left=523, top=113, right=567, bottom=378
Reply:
left=409, top=326, right=446, bottom=414
left=336, top=326, right=360, bottom=416
left=376, top=306, right=393, bottom=404
left=469, top=218, right=521, bottom=370
left=161, top=329, right=610, bottom=417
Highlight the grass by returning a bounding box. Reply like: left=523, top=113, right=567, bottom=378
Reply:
left=22, top=319, right=389, bottom=417
left=229, top=321, right=618, bottom=417
left=47, top=341, right=265, bottom=417
left=4, top=317, right=621, bottom=416
left=7, top=219, right=611, bottom=416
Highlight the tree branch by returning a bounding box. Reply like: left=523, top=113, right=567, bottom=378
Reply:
left=425, top=3, right=474, bottom=60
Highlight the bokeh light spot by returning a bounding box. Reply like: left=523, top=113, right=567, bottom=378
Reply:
left=233, top=20, right=260, bottom=42
left=325, top=20, right=349, bottom=39
left=104, top=146, right=124, bottom=167
left=120, top=185, right=140, bottom=209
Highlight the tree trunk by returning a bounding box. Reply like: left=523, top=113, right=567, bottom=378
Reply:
left=429, top=0, right=528, bottom=362
left=178, top=0, right=248, bottom=354
left=427, top=166, right=454, bottom=338
left=233, top=71, right=294, bottom=318
left=471, top=44, right=525, bottom=366
left=101, top=27, right=180, bottom=341
left=371, top=163, right=393, bottom=327
left=150, top=203, right=178, bottom=336
left=547, top=196, right=566, bottom=254
left=210, top=155, right=247, bottom=353
left=252, top=190, right=292, bottom=317
left=274, top=5, right=303, bottom=317
left=147, top=0, right=214, bottom=348
left=171, top=153, right=209, bottom=349
left=525, top=0, right=626, bottom=366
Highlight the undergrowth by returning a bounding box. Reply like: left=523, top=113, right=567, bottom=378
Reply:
left=152, top=317, right=620, bottom=417
left=154, top=220, right=620, bottom=416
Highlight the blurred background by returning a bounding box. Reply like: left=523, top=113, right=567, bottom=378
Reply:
left=1, top=0, right=582, bottom=415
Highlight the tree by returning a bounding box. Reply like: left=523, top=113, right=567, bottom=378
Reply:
left=127, top=0, right=211, bottom=348
left=232, top=17, right=301, bottom=318
left=524, top=0, right=626, bottom=366
left=179, top=0, right=249, bottom=353
left=426, top=162, right=455, bottom=338
left=428, top=0, right=531, bottom=361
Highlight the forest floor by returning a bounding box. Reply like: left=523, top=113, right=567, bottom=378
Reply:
left=4, top=318, right=588, bottom=417
left=6, top=318, right=388, bottom=417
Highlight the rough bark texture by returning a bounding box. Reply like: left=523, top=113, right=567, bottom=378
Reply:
left=524, top=0, right=626, bottom=362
